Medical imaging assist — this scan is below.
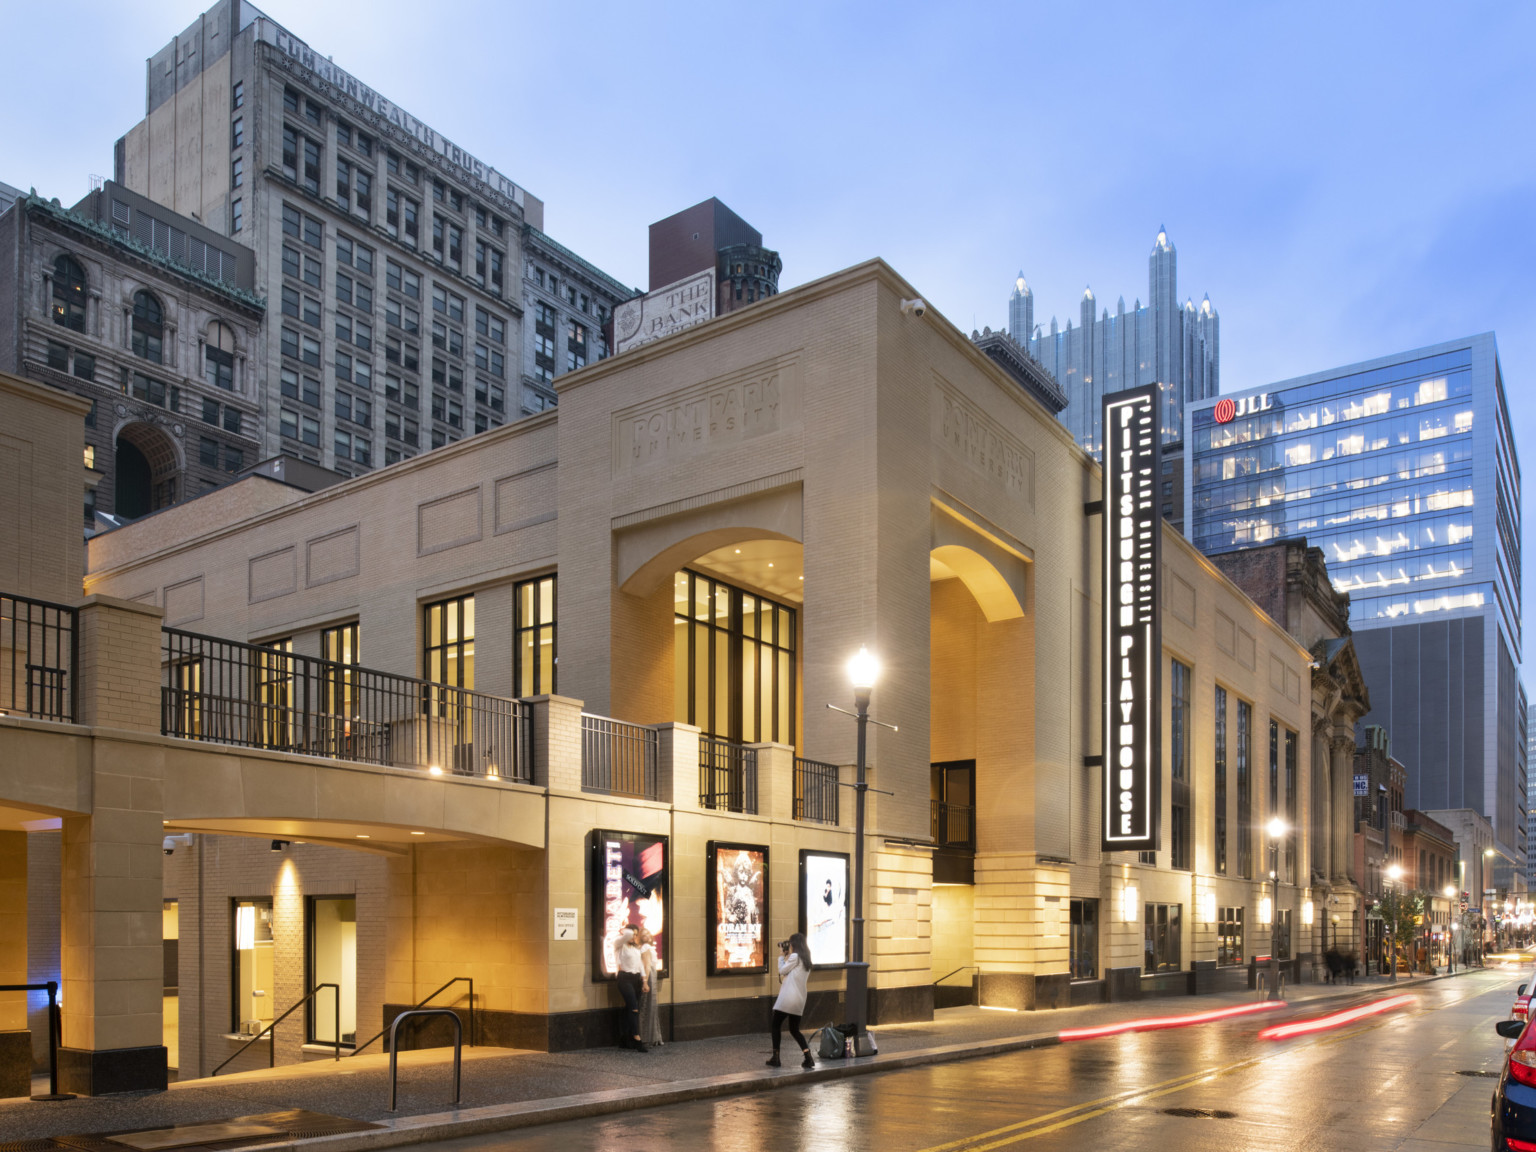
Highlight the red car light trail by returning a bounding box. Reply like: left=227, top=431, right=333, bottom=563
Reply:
left=1059, top=1000, right=1286, bottom=1041
left=1257, top=995, right=1415, bottom=1040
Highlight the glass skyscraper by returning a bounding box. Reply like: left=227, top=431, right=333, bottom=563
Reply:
left=1186, top=333, right=1524, bottom=858
left=1011, top=227, right=1219, bottom=456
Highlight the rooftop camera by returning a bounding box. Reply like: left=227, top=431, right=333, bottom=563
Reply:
left=900, top=298, right=927, bottom=319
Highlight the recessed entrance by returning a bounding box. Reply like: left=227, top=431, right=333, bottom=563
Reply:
left=114, top=421, right=180, bottom=519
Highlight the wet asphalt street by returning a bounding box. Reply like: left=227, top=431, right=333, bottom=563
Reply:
left=423, top=968, right=1513, bottom=1152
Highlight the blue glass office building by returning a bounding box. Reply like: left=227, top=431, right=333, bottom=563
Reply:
left=1185, top=334, right=1524, bottom=857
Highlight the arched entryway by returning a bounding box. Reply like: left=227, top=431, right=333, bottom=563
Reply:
left=114, top=421, right=180, bottom=519
left=928, top=524, right=1033, bottom=997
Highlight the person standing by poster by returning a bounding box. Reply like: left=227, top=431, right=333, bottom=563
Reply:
left=638, top=926, right=663, bottom=1047
left=615, top=925, right=648, bottom=1051
left=767, top=933, right=815, bottom=1070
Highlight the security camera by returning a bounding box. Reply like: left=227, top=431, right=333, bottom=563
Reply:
left=163, top=833, right=193, bottom=856
left=901, top=298, right=927, bottom=318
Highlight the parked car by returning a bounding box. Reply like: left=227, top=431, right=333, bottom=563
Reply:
left=1493, top=1017, right=1536, bottom=1149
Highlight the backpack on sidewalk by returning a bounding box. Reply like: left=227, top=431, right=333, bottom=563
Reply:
left=815, top=1023, right=846, bottom=1059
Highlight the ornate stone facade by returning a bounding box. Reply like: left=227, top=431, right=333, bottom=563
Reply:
left=0, top=185, right=264, bottom=523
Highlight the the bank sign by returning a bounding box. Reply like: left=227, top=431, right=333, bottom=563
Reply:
left=1101, top=386, right=1161, bottom=852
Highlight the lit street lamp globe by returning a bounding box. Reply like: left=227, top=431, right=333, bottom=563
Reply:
left=847, top=645, right=880, bottom=690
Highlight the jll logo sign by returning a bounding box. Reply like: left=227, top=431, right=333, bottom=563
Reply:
left=1212, top=393, right=1273, bottom=423
left=1101, top=385, right=1161, bottom=852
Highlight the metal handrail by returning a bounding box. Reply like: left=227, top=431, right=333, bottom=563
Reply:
left=210, top=982, right=339, bottom=1076
left=160, top=627, right=532, bottom=781
left=353, top=976, right=474, bottom=1056
left=1, top=592, right=77, bottom=722
left=0, top=981, right=73, bottom=1100
left=388, top=1008, right=462, bottom=1112
left=931, top=800, right=976, bottom=850
left=699, top=736, right=757, bottom=813
left=793, top=756, right=840, bottom=825
left=580, top=712, right=658, bottom=799
left=933, top=964, right=978, bottom=985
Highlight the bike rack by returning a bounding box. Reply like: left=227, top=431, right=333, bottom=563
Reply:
left=387, top=1008, right=462, bottom=1112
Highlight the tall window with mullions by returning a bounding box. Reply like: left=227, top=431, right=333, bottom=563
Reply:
left=1284, top=728, right=1298, bottom=882
left=1170, top=659, right=1191, bottom=870
left=1236, top=700, right=1253, bottom=878
left=322, top=622, right=360, bottom=711
left=515, top=577, right=556, bottom=697
left=255, top=638, right=294, bottom=748
left=1213, top=685, right=1228, bottom=875
left=423, top=596, right=474, bottom=706
left=672, top=570, right=795, bottom=747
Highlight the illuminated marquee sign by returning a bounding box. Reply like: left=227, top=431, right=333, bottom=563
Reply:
left=1213, top=393, right=1272, bottom=424
left=1102, top=385, right=1161, bottom=852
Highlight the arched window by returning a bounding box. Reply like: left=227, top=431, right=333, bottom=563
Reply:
left=205, top=320, right=236, bottom=390
left=52, top=255, right=87, bottom=331
left=132, top=290, right=164, bottom=363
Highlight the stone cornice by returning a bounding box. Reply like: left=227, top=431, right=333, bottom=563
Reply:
left=21, top=194, right=265, bottom=313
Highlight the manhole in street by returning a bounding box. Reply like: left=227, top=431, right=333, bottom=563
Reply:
left=1161, top=1108, right=1237, bottom=1119
left=1458, top=1069, right=1501, bottom=1078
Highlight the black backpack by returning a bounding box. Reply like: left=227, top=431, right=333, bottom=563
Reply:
left=815, top=1023, right=846, bottom=1059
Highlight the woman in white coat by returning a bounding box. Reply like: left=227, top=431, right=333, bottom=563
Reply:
left=767, top=932, right=815, bottom=1069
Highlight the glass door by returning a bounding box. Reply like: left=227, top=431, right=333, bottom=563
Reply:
left=308, top=896, right=358, bottom=1046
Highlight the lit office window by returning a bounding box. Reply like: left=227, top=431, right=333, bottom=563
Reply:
left=515, top=576, right=556, bottom=697
left=322, top=622, right=360, bottom=723
left=423, top=596, right=474, bottom=690
left=232, top=898, right=274, bottom=1034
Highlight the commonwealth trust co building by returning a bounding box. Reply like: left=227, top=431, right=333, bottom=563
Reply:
left=0, top=260, right=1333, bottom=1093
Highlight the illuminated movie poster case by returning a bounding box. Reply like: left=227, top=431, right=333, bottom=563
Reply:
left=799, top=849, right=849, bottom=966
left=707, top=842, right=769, bottom=975
left=590, top=830, right=667, bottom=982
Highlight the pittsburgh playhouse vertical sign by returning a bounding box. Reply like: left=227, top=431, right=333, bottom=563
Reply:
left=1102, top=385, right=1161, bottom=853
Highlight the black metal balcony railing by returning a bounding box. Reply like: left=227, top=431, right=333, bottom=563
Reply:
left=1, top=593, right=76, bottom=723
left=931, top=800, right=976, bottom=850
left=160, top=628, right=531, bottom=781
left=793, top=757, right=840, bottom=825
left=700, top=736, right=757, bottom=814
left=580, top=713, right=658, bottom=800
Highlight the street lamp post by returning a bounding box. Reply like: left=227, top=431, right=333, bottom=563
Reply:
left=1386, top=863, right=1403, bottom=981
left=1444, top=884, right=1457, bottom=974
left=1266, top=817, right=1286, bottom=1001
left=845, top=646, right=878, bottom=1051
left=1484, top=848, right=1496, bottom=961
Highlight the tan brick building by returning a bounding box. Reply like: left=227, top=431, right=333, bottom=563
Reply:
left=2, top=260, right=1325, bottom=1094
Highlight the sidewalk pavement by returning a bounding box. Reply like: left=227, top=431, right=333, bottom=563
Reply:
left=0, top=965, right=1510, bottom=1149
